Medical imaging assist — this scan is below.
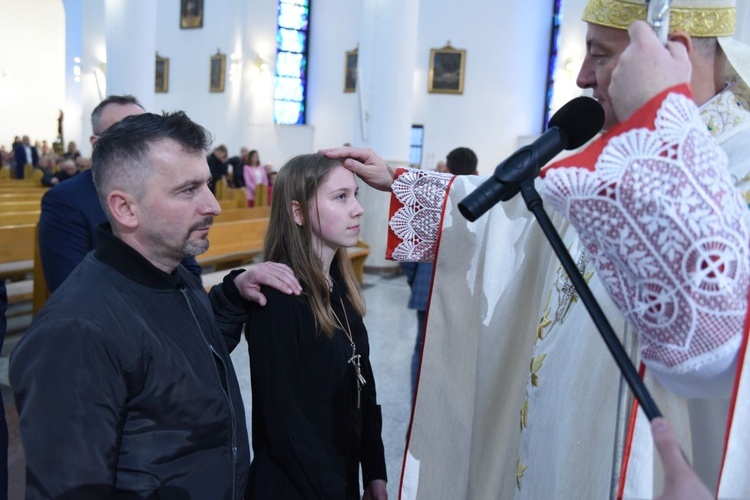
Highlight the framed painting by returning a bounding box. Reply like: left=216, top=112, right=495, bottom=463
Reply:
left=155, top=53, right=169, bottom=93
left=180, top=0, right=203, bottom=29
left=344, top=48, right=358, bottom=93
left=428, top=44, right=466, bottom=94
left=210, top=52, right=226, bottom=93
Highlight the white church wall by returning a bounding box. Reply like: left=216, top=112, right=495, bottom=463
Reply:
left=0, top=0, right=66, bottom=150
left=411, top=1, right=552, bottom=176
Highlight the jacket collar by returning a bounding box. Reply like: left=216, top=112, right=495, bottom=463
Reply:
left=94, top=224, right=186, bottom=290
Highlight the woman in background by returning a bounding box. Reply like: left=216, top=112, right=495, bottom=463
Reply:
left=245, top=153, right=387, bottom=499
left=243, top=149, right=268, bottom=207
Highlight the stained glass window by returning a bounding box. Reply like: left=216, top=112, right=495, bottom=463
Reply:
left=274, top=0, right=309, bottom=125
left=410, top=125, right=424, bottom=167
left=543, top=0, right=563, bottom=130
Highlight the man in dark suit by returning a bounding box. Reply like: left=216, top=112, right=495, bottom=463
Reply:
left=13, top=135, right=39, bottom=179
left=0, top=280, right=7, bottom=499
left=38, top=95, right=202, bottom=292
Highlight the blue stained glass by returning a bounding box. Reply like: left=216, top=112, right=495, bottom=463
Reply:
left=276, top=52, right=305, bottom=78
left=278, top=3, right=308, bottom=30
left=275, top=77, right=304, bottom=101
left=543, top=0, right=563, bottom=129
left=274, top=0, right=308, bottom=125
left=275, top=101, right=305, bottom=125
left=278, top=28, right=306, bottom=53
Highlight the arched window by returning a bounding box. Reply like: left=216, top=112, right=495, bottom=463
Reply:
left=274, top=0, right=310, bottom=125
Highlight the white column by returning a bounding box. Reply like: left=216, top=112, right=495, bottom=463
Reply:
left=356, top=0, right=420, bottom=271
left=104, top=0, right=156, bottom=111
left=63, top=0, right=83, bottom=152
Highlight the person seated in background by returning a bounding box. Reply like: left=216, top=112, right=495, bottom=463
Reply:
left=63, top=141, right=81, bottom=160
left=207, top=144, right=229, bottom=194
left=227, top=146, right=249, bottom=188
left=0, top=146, right=10, bottom=169
left=37, top=154, right=56, bottom=176
left=38, top=94, right=203, bottom=294
left=75, top=156, right=92, bottom=171
left=245, top=153, right=387, bottom=499
left=42, top=158, right=78, bottom=187
left=243, top=149, right=268, bottom=207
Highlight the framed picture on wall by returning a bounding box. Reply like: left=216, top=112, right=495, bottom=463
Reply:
left=428, top=44, right=466, bottom=94
left=210, top=51, right=226, bottom=93
left=180, top=0, right=203, bottom=29
left=344, top=47, right=358, bottom=93
left=155, top=53, right=169, bottom=93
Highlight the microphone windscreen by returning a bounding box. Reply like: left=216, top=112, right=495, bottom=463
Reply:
left=548, top=96, right=604, bottom=150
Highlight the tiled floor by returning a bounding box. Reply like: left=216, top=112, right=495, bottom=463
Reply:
left=1, top=272, right=416, bottom=499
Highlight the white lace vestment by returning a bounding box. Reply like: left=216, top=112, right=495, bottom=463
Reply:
left=391, top=87, right=750, bottom=499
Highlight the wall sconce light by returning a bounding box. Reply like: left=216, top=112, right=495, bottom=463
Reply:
left=73, top=56, right=81, bottom=83
left=229, top=53, right=243, bottom=83
left=254, top=56, right=268, bottom=74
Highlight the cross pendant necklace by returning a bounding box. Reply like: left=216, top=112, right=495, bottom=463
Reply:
left=334, top=297, right=366, bottom=408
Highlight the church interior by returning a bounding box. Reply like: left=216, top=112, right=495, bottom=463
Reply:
left=2, top=0, right=750, bottom=498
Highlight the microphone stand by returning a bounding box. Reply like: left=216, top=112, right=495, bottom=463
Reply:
left=519, top=178, right=662, bottom=421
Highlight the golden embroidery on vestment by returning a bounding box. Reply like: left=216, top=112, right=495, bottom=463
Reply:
left=582, top=0, right=735, bottom=37
left=530, top=354, right=547, bottom=388
left=516, top=457, right=528, bottom=490
left=520, top=398, right=529, bottom=430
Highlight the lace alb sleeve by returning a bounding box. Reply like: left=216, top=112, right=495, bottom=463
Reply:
left=541, top=91, right=750, bottom=385
left=387, top=168, right=453, bottom=262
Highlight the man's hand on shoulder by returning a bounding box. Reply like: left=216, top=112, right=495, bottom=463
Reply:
left=233, top=262, right=302, bottom=306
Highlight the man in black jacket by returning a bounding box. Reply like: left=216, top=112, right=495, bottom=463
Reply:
left=207, top=144, right=229, bottom=193
left=10, top=111, right=301, bottom=498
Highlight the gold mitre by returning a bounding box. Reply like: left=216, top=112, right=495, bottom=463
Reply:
left=583, top=0, right=750, bottom=87
left=582, top=0, right=736, bottom=38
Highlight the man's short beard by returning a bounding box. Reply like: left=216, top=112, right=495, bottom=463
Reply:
left=181, top=216, right=214, bottom=257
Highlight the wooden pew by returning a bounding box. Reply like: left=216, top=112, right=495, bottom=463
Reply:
left=0, top=210, right=41, bottom=226
left=0, top=200, right=42, bottom=212
left=197, top=218, right=269, bottom=270
left=0, top=223, right=35, bottom=288
left=215, top=206, right=270, bottom=222
left=217, top=198, right=247, bottom=211
left=346, top=240, right=371, bottom=284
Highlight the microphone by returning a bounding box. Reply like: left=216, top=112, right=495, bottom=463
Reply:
left=458, top=96, right=604, bottom=222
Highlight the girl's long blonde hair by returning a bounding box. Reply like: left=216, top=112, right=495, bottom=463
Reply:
left=264, top=153, right=365, bottom=338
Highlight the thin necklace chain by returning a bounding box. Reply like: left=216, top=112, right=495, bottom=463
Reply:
left=332, top=296, right=367, bottom=408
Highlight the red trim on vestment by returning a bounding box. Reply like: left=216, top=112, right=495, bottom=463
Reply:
left=715, top=287, right=750, bottom=495
left=617, top=363, right=648, bottom=500
left=386, top=168, right=409, bottom=260
left=543, top=84, right=693, bottom=176
left=398, top=173, right=457, bottom=499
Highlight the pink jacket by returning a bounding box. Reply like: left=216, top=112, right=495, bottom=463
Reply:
left=243, top=165, right=269, bottom=201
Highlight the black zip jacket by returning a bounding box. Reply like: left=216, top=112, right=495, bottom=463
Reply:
left=10, top=225, right=250, bottom=499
